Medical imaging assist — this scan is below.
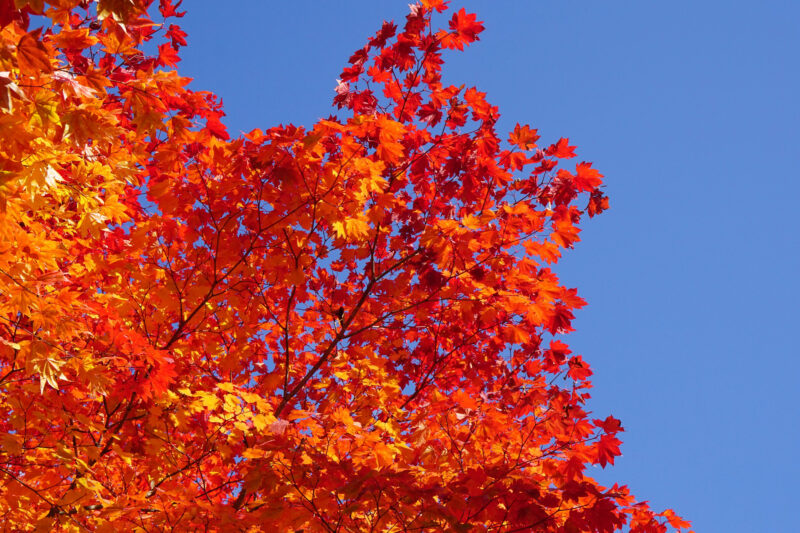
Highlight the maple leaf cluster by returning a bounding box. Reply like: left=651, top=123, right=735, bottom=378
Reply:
left=0, top=0, right=689, bottom=531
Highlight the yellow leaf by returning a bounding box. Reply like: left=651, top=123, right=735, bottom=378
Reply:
left=223, top=393, right=241, bottom=413
left=242, top=448, right=266, bottom=459
left=252, top=413, right=275, bottom=432
left=240, top=391, right=260, bottom=403
left=462, top=215, right=481, bottom=229
left=29, top=354, right=67, bottom=393
left=193, top=392, right=220, bottom=411
left=0, top=338, right=21, bottom=350
left=31, top=92, right=60, bottom=127
left=332, top=215, right=370, bottom=242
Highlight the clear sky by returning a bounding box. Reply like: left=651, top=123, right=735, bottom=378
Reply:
left=174, top=2, right=799, bottom=531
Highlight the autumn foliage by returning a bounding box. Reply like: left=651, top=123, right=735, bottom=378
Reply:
left=0, top=1, right=689, bottom=531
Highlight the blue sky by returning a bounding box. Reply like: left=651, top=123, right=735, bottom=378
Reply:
left=175, top=2, right=799, bottom=531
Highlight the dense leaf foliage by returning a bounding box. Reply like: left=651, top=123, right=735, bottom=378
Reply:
left=0, top=0, right=689, bottom=531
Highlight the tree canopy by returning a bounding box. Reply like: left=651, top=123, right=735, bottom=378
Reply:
left=0, top=1, right=689, bottom=531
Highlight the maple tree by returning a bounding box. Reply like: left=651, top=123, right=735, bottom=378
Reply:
left=0, top=0, right=691, bottom=531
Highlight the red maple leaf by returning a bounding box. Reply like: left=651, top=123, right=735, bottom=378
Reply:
left=596, top=434, right=622, bottom=468
left=166, top=24, right=188, bottom=49
left=438, top=8, right=484, bottom=50
left=567, top=355, right=592, bottom=381
left=573, top=162, right=604, bottom=192
left=157, top=43, right=181, bottom=67
left=159, top=0, right=186, bottom=18
left=205, top=112, right=229, bottom=140
left=548, top=137, right=577, bottom=159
